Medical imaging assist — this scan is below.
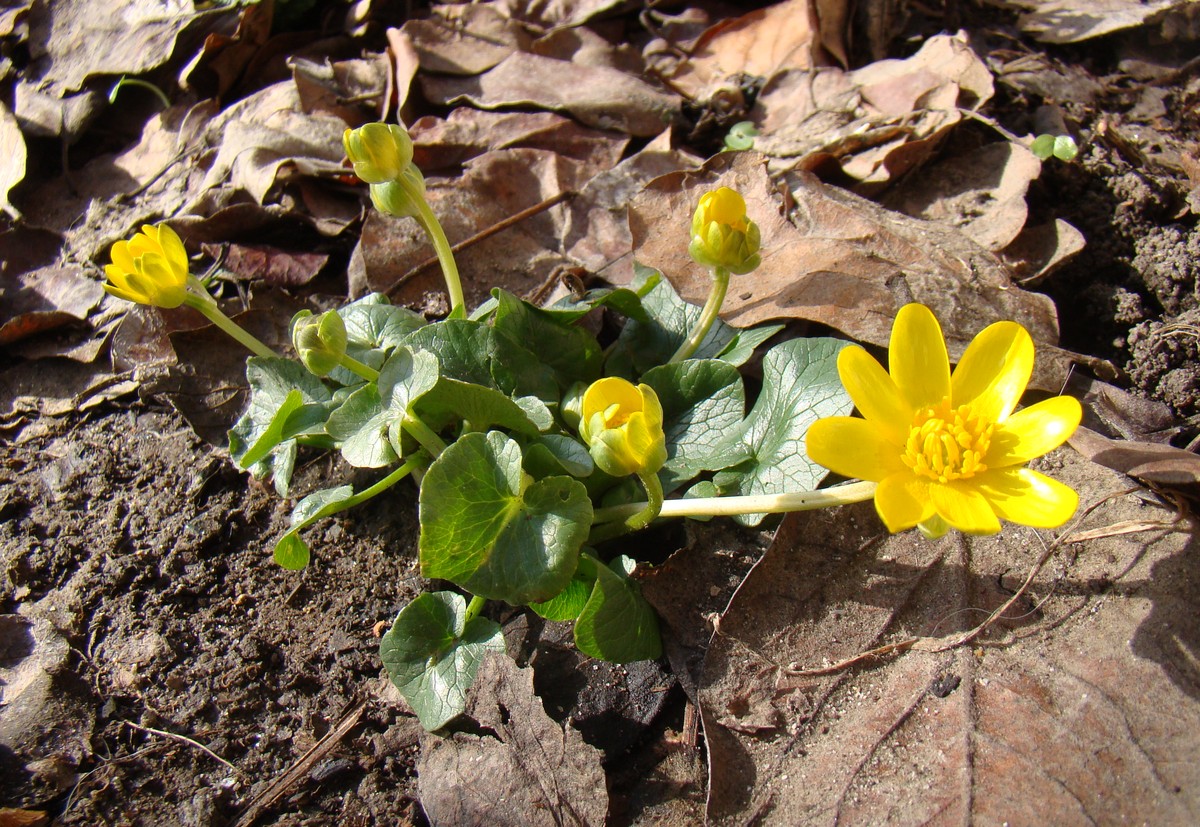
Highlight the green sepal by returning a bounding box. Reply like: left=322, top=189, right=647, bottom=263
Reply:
left=380, top=592, right=505, bottom=731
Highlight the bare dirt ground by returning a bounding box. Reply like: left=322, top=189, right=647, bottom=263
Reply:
left=2, top=1, right=1199, bottom=825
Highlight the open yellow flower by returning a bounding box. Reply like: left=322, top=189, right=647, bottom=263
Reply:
left=104, top=223, right=191, bottom=308
left=579, top=378, right=667, bottom=478
left=806, top=304, right=1081, bottom=537
left=688, top=187, right=761, bottom=275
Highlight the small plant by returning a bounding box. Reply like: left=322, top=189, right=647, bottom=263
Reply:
left=100, top=121, right=1082, bottom=731
left=1030, top=133, right=1079, bottom=162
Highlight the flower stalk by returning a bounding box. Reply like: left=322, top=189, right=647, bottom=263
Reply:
left=591, top=480, right=878, bottom=524
left=670, top=265, right=729, bottom=363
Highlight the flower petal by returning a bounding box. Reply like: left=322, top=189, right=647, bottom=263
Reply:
left=155, top=223, right=189, bottom=274
left=928, top=481, right=1001, bottom=534
left=950, top=320, right=1033, bottom=422
left=875, top=472, right=935, bottom=532
left=837, top=345, right=912, bottom=445
left=974, top=467, right=1078, bottom=528
left=805, top=417, right=907, bottom=482
left=109, top=240, right=135, bottom=275
left=889, top=304, right=951, bottom=410
left=987, top=396, right=1082, bottom=467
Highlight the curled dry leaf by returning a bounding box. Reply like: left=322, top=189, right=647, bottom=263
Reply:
left=753, top=33, right=994, bottom=186
left=1069, top=426, right=1200, bottom=489
left=417, top=654, right=607, bottom=827
left=699, top=450, right=1200, bottom=824
left=0, top=101, right=26, bottom=219
left=628, top=150, right=1067, bottom=390
left=0, top=267, right=103, bottom=346
left=1011, top=0, right=1182, bottom=43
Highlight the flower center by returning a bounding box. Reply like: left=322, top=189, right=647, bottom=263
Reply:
left=901, top=399, right=993, bottom=483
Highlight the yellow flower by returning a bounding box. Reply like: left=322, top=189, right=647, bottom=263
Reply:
left=579, top=378, right=667, bottom=478
left=104, top=223, right=191, bottom=308
left=688, top=187, right=761, bottom=275
left=806, top=304, right=1081, bottom=537
left=343, top=123, right=414, bottom=185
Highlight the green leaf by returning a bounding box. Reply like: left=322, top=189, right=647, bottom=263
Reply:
left=523, top=434, right=594, bottom=478
left=272, top=484, right=356, bottom=569
left=1053, top=134, right=1078, bottom=161
left=574, top=555, right=661, bottom=663
left=378, top=346, right=439, bottom=414
left=641, top=359, right=747, bottom=491
left=419, top=432, right=593, bottom=604
left=228, top=356, right=333, bottom=493
left=546, top=285, right=651, bottom=323
left=492, top=289, right=602, bottom=384
left=1030, top=134, right=1055, bottom=160
left=608, top=266, right=766, bottom=374
left=417, top=378, right=547, bottom=436
left=529, top=570, right=593, bottom=621
left=717, top=322, right=784, bottom=366
left=711, top=338, right=852, bottom=526
left=379, top=592, right=505, bottom=731
left=237, top=388, right=304, bottom=469
left=325, top=384, right=399, bottom=468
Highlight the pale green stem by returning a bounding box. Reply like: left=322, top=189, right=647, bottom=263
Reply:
left=588, top=470, right=666, bottom=543
left=669, top=266, right=730, bottom=363
left=401, top=414, right=448, bottom=458
left=338, top=353, right=379, bottom=382
left=591, top=480, right=878, bottom=524
left=109, top=76, right=171, bottom=109
left=396, top=172, right=465, bottom=316
left=342, top=454, right=426, bottom=508
left=463, top=594, right=486, bottom=624
left=183, top=283, right=279, bottom=359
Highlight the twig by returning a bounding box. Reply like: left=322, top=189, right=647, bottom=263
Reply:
left=383, top=190, right=575, bottom=298
left=120, top=720, right=242, bottom=776
left=232, top=700, right=367, bottom=827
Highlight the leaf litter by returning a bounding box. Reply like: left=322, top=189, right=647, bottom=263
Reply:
left=2, top=0, right=1199, bottom=824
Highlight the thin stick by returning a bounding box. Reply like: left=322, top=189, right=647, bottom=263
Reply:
left=383, top=190, right=574, bottom=298
left=121, top=720, right=241, bottom=776
left=232, top=700, right=366, bottom=827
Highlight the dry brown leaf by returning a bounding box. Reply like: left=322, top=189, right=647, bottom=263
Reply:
left=699, top=450, right=1200, bottom=824
left=386, top=27, right=421, bottom=116
left=0, top=266, right=103, bottom=345
left=492, top=0, right=630, bottom=29
left=883, top=142, right=1042, bottom=251
left=180, top=0, right=273, bottom=100
left=1070, top=426, right=1200, bottom=488
left=26, top=0, right=235, bottom=94
left=202, top=243, right=329, bottom=288
left=291, top=55, right=389, bottom=124
left=0, top=101, right=26, bottom=219
left=417, top=654, right=607, bottom=827
left=0, top=808, right=49, bottom=827
left=404, top=6, right=525, bottom=76
left=1011, top=0, right=1180, bottom=43
left=663, top=0, right=822, bottom=101
left=628, top=150, right=1067, bottom=390
left=421, top=51, right=680, bottom=137
left=1003, top=217, right=1087, bottom=286
left=0, top=2, right=32, bottom=38
left=753, top=32, right=993, bottom=186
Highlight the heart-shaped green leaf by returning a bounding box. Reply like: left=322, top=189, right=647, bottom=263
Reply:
left=711, top=337, right=852, bottom=525
left=380, top=592, right=505, bottom=730
left=419, top=432, right=592, bottom=604
left=573, top=555, right=661, bottom=663
left=325, top=384, right=399, bottom=468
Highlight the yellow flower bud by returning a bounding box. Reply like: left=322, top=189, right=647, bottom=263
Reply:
left=688, top=187, right=761, bottom=275
left=578, top=378, right=667, bottom=478
left=103, top=223, right=191, bottom=308
left=343, top=123, right=414, bottom=185
left=291, top=309, right=348, bottom=377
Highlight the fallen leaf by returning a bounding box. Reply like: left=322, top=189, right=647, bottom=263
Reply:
left=1070, top=426, right=1200, bottom=489
left=202, top=243, right=330, bottom=288
left=421, top=51, right=680, bottom=137
left=883, top=142, right=1043, bottom=251
left=628, top=150, right=1067, bottom=391
left=418, top=654, right=607, bottom=827
left=291, top=55, right=390, bottom=124
left=662, top=0, right=822, bottom=102
left=1011, top=0, right=1181, bottom=43
left=0, top=266, right=104, bottom=345
left=1003, top=218, right=1087, bottom=286
left=0, top=808, right=49, bottom=827
left=699, top=449, right=1199, bottom=824
left=403, top=6, right=524, bottom=76
left=0, top=101, right=26, bottom=219
left=180, top=0, right=273, bottom=100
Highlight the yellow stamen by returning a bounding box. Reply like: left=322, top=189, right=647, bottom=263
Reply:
left=902, top=399, right=993, bottom=483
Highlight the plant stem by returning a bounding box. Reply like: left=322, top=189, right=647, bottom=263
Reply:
left=342, top=454, right=426, bottom=508
left=338, top=353, right=380, bottom=382
left=591, top=480, right=878, bottom=524
left=464, top=594, right=486, bottom=624
left=397, top=172, right=465, bottom=316
left=184, top=285, right=279, bottom=359
left=670, top=266, right=730, bottom=363
left=401, top=414, right=448, bottom=458
left=588, top=470, right=666, bottom=543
